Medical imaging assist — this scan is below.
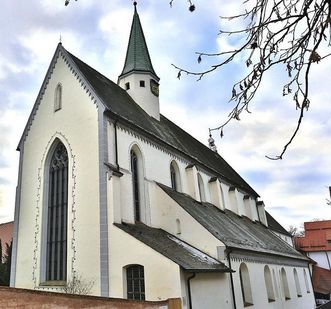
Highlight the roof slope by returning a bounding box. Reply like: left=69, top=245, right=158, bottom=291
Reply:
left=119, top=3, right=158, bottom=79
left=114, top=222, right=231, bottom=273
left=65, top=48, right=257, bottom=196
left=266, top=211, right=292, bottom=237
left=158, top=183, right=307, bottom=261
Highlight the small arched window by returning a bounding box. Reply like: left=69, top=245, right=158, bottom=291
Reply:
left=126, top=265, right=145, bottom=300
left=239, top=263, right=253, bottom=306
left=293, top=269, right=302, bottom=297
left=54, top=83, right=62, bottom=111
left=303, top=269, right=310, bottom=293
left=131, top=149, right=141, bottom=222
left=45, top=141, right=68, bottom=281
left=176, top=218, right=181, bottom=235
left=280, top=268, right=291, bottom=300
left=197, top=173, right=206, bottom=202
left=264, top=266, right=275, bottom=302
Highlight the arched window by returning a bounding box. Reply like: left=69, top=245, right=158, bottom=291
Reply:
left=264, top=266, right=275, bottom=302
left=176, top=218, right=181, bottom=235
left=239, top=263, right=253, bottom=306
left=293, top=268, right=302, bottom=297
left=131, top=149, right=141, bottom=222
left=280, top=268, right=291, bottom=300
left=126, top=265, right=145, bottom=300
left=54, top=83, right=62, bottom=111
left=170, top=161, right=181, bottom=192
left=197, top=173, right=206, bottom=202
left=272, top=269, right=279, bottom=298
left=45, top=141, right=68, bottom=281
left=303, top=269, right=310, bottom=293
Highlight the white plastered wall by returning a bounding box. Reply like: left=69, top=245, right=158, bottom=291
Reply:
left=107, top=225, right=182, bottom=301
left=231, top=259, right=315, bottom=309
left=14, top=55, right=101, bottom=294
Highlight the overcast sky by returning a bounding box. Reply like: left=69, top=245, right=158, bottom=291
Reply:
left=1, top=0, right=331, bottom=229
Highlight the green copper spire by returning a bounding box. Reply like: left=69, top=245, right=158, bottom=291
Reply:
left=119, top=2, right=158, bottom=80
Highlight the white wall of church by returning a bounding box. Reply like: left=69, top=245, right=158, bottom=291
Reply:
left=150, top=182, right=225, bottom=259
left=107, top=225, right=183, bottom=301
left=189, top=272, right=233, bottom=309
left=14, top=55, right=101, bottom=294
left=231, top=259, right=315, bottom=309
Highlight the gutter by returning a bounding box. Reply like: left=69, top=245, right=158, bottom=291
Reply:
left=227, top=249, right=237, bottom=309
left=187, top=273, right=196, bottom=309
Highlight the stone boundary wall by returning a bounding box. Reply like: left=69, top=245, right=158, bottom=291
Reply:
left=0, top=287, right=182, bottom=309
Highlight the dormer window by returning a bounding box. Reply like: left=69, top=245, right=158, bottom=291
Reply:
left=139, top=80, right=145, bottom=87
left=54, top=83, right=62, bottom=112
left=125, top=82, right=130, bottom=90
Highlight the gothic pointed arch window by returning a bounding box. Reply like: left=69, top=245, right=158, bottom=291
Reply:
left=45, top=141, right=68, bottom=281
left=197, top=173, right=206, bottom=202
left=264, top=265, right=275, bottom=302
left=293, top=268, right=302, bottom=297
left=130, top=147, right=144, bottom=222
left=303, top=269, right=310, bottom=293
left=170, top=161, right=181, bottom=192
left=54, top=83, right=62, bottom=112
left=239, top=262, right=253, bottom=306
left=280, top=268, right=291, bottom=300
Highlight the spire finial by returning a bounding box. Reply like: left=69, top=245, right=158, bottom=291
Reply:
left=133, top=1, right=137, bottom=7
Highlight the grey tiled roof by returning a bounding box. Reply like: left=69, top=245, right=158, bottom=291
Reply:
left=158, top=183, right=307, bottom=261
left=114, top=222, right=231, bottom=273
left=65, top=48, right=258, bottom=196
left=119, top=5, right=158, bottom=79
left=266, top=211, right=292, bottom=237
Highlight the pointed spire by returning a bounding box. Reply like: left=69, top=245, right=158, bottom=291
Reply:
left=119, top=2, right=159, bottom=80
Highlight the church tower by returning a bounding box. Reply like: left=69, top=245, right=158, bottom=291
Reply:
left=118, top=2, right=160, bottom=120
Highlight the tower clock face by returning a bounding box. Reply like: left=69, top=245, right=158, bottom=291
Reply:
left=150, top=79, right=159, bottom=97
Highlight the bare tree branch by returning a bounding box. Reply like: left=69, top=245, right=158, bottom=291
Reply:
left=172, top=0, right=331, bottom=159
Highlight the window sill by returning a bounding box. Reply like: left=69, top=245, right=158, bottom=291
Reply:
left=244, top=302, right=253, bottom=307
left=39, top=280, right=66, bottom=287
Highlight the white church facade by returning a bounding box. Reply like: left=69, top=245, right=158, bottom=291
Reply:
left=11, top=3, right=316, bottom=309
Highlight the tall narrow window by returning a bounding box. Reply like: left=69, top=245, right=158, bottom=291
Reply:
left=54, top=83, right=62, bottom=111
left=126, top=265, right=145, bottom=300
left=280, top=268, right=291, bottom=300
left=46, top=142, right=68, bottom=281
left=170, top=161, right=181, bottom=192
left=170, top=164, right=177, bottom=190
left=264, top=266, right=275, bottom=302
left=293, top=269, right=302, bottom=297
left=303, top=269, right=310, bottom=293
left=197, top=173, right=206, bottom=202
left=239, top=263, right=253, bottom=306
left=131, top=149, right=140, bottom=222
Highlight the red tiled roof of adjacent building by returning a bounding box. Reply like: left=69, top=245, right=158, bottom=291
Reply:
left=294, top=220, right=331, bottom=252
left=313, top=265, right=331, bottom=294
left=0, top=221, right=14, bottom=257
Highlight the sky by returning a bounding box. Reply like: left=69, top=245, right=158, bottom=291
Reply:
left=1, top=0, right=331, bottom=230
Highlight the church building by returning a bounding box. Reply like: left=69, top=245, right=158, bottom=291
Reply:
left=11, top=3, right=316, bottom=308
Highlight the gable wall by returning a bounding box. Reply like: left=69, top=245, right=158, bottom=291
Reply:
left=14, top=55, right=101, bottom=294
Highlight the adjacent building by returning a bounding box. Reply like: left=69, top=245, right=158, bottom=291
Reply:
left=294, top=220, right=331, bottom=301
left=11, top=3, right=315, bottom=308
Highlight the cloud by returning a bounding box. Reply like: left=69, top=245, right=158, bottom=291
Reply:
left=1, top=2, right=331, bottom=233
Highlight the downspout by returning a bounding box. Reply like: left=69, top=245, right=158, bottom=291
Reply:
left=227, top=249, right=237, bottom=309
left=114, top=120, right=119, bottom=169
left=187, top=273, right=196, bottom=309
